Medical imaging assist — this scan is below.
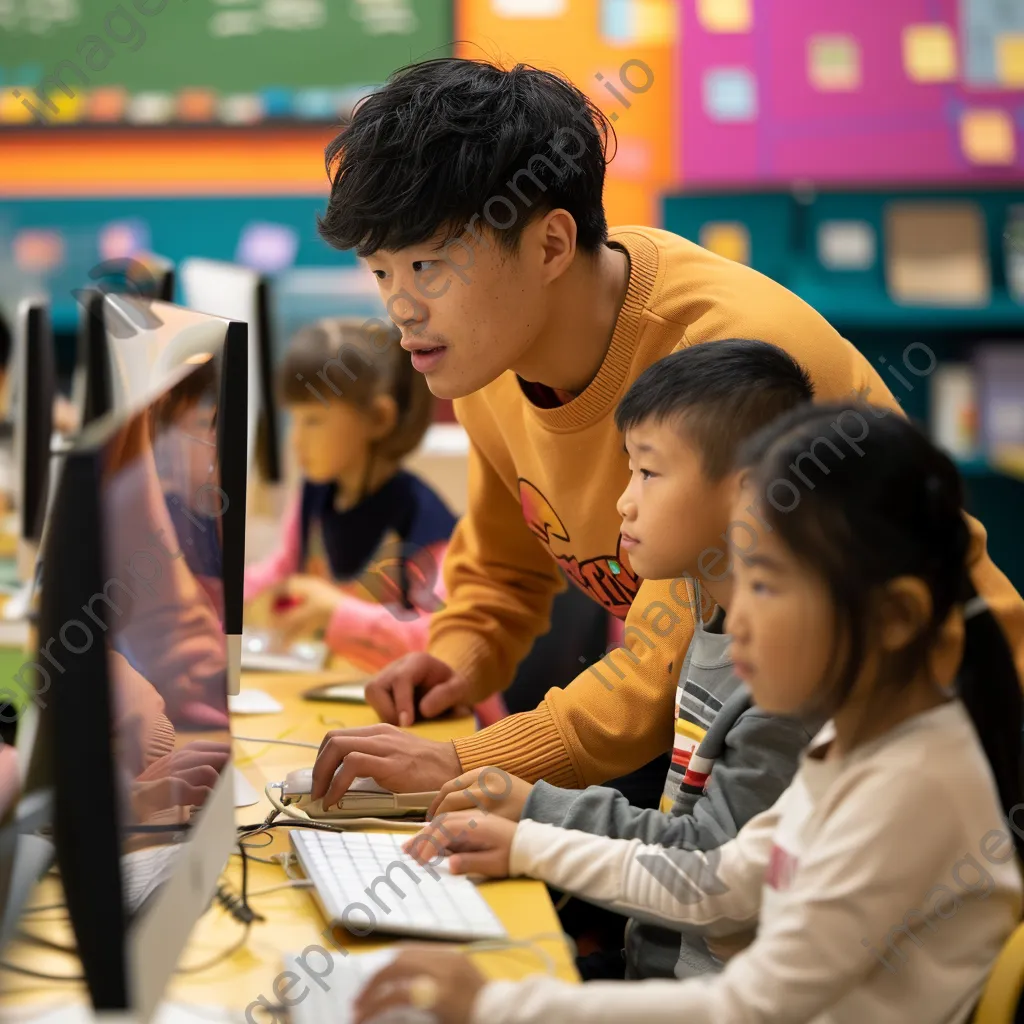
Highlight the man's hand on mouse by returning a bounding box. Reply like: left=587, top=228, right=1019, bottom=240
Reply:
left=312, top=724, right=463, bottom=807
left=363, top=652, right=473, bottom=727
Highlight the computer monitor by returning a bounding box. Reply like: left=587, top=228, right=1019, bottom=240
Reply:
left=98, top=295, right=248, bottom=695
left=32, top=360, right=237, bottom=1018
left=74, top=253, right=176, bottom=429
left=136, top=252, right=176, bottom=304
left=0, top=703, right=55, bottom=953
left=179, top=258, right=282, bottom=485
left=72, top=289, right=112, bottom=429
left=13, top=298, right=56, bottom=548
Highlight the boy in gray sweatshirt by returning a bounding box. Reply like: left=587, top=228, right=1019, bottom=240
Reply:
left=431, top=339, right=818, bottom=980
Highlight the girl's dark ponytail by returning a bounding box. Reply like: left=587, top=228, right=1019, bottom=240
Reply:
left=739, top=401, right=1024, bottom=857
left=956, top=579, right=1024, bottom=859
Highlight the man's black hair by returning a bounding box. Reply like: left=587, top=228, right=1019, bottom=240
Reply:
left=615, top=339, right=814, bottom=479
left=318, top=58, right=612, bottom=258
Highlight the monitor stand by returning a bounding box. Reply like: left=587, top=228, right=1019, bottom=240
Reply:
left=226, top=633, right=241, bottom=697
left=0, top=833, right=54, bottom=944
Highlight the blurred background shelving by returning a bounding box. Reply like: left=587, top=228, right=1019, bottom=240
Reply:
left=1, top=0, right=1022, bottom=586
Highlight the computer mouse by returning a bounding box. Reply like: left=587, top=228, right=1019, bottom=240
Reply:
left=282, top=767, right=389, bottom=799
left=283, top=766, right=316, bottom=798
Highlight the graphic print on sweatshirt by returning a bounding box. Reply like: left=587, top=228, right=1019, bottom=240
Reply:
left=517, top=478, right=641, bottom=619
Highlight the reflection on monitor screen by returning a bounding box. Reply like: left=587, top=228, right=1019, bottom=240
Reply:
left=102, top=377, right=230, bottom=905
left=41, top=359, right=238, bottom=1017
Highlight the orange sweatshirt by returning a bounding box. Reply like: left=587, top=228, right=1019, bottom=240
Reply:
left=431, top=226, right=1024, bottom=788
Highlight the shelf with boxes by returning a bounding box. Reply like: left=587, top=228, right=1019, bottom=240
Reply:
left=663, top=185, right=1024, bottom=590
left=662, top=185, right=1024, bottom=470
left=663, top=186, right=1024, bottom=330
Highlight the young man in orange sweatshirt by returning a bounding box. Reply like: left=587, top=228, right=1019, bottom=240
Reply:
left=308, top=57, right=1024, bottom=804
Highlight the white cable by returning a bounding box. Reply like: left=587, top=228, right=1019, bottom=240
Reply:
left=459, top=932, right=576, bottom=976
left=233, top=736, right=320, bottom=749
left=245, top=880, right=314, bottom=898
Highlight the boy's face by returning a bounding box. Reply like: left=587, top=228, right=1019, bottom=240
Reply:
left=365, top=224, right=551, bottom=400
left=617, top=418, right=735, bottom=582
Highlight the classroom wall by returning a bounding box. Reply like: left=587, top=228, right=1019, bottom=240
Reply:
left=679, top=0, right=1024, bottom=184
left=456, top=0, right=676, bottom=226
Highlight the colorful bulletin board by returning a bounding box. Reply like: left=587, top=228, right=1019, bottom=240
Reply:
left=0, top=0, right=452, bottom=199
left=457, top=0, right=676, bottom=227
left=0, top=0, right=451, bottom=127
left=678, top=0, right=1024, bottom=185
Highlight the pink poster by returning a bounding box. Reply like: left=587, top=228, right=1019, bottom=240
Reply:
left=678, top=0, right=1024, bottom=185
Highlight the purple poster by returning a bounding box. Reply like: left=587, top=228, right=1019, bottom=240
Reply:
left=678, top=0, right=1024, bottom=185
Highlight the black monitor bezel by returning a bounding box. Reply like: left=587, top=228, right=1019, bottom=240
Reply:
left=253, top=277, right=282, bottom=484
left=17, top=300, right=55, bottom=544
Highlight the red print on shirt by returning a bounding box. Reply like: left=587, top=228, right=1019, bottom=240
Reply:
left=518, top=478, right=641, bottom=619
left=765, top=844, right=799, bottom=892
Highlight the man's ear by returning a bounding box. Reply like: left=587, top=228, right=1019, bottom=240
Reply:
left=878, top=576, right=934, bottom=652
left=367, top=394, right=399, bottom=442
left=534, top=209, right=577, bottom=284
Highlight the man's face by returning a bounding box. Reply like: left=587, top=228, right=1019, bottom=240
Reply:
left=365, top=224, right=550, bottom=399
left=616, top=418, right=735, bottom=582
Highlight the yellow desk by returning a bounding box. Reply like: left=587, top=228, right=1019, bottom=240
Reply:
left=0, top=671, right=578, bottom=1015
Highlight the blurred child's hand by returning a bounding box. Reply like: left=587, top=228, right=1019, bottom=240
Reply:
left=273, top=575, right=342, bottom=643
left=428, top=766, right=533, bottom=821
left=403, top=810, right=517, bottom=880
left=354, top=946, right=485, bottom=1024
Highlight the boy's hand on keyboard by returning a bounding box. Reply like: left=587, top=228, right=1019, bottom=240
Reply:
left=354, top=947, right=485, bottom=1024
left=313, top=724, right=463, bottom=805
left=428, top=766, right=532, bottom=821
left=364, top=652, right=473, bottom=727
left=404, top=810, right=516, bottom=879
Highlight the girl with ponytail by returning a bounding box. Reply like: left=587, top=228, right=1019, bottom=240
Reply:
left=244, top=317, right=505, bottom=726
left=352, top=402, right=1023, bottom=1024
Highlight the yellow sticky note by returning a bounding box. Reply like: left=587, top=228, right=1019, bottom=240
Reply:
left=960, top=108, right=1017, bottom=166
left=696, top=0, right=751, bottom=34
left=903, top=24, right=958, bottom=83
left=996, top=34, right=1024, bottom=87
left=26, top=87, right=84, bottom=123
left=635, top=0, right=676, bottom=44
left=0, top=88, right=38, bottom=124
left=700, top=222, right=751, bottom=265
left=808, top=35, right=861, bottom=92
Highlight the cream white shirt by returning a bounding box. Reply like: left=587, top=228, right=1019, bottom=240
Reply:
left=473, top=702, right=1022, bottom=1024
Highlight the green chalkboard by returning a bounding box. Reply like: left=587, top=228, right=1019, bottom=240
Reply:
left=0, top=0, right=452, bottom=97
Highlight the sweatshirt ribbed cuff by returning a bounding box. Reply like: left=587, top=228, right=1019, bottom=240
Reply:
left=452, top=705, right=579, bottom=787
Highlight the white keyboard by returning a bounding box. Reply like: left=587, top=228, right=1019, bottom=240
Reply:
left=283, top=948, right=434, bottom=1024
left=241, top=633, right=328, bottom=673
left=121, top=843, right=182, bottom=914
left=290, top=830, right=507, bottom=942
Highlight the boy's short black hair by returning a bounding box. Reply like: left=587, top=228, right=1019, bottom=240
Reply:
left=615, top=339, right=814, bottom=479
left=318, top=58, right=612, bottom=258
